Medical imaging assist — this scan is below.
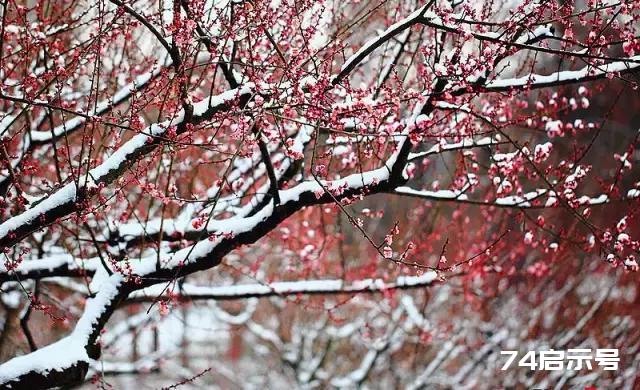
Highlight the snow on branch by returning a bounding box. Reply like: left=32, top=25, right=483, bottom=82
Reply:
left=0, top=84, right=254, bottom=250
left=109, top=126, right=313, bottom=246
left=0, top=274, right=126, bottom=388
left=0, top=252, right=99, bottom=283
left=128, top=272, right=439, bottom=301
left=485, top=55, right=640, bottom=91
left=393, top=186, right=621, bottom=209
left=408, top=137, right=503, bottom=162
left=28, top=63, right=168, bottom=144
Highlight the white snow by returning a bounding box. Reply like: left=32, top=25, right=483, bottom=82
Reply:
left=0, top=253, right=99, bottom=274
left=0, top=184, right=77, bottom=243
left=0, top=274, right=123, bottom=385
left=486, top=55, right=640, bottom=90
left=518, top=24, right=554, bottom=44
left=394, top=186, right=471, bottom=201
left=495, top=189, right=547, bottom=207
left=408, top=137, right=499, bottom=161
left=130, top=271, right=438, bottom=300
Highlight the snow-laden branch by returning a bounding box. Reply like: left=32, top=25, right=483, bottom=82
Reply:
left=408, top=136, right=503, bottom=162
left=417, top=10, right=640, bottom=68
left=393, top=186, right=621, bottom=209
left=331, top=3, right=559, bottom=88
left=393, top=184, right=473, bottom=203
left=109, top=154, right=281, bottom=244
left=29, top=64, right=167, bottom=144
left=0, top=53, right=224, bottom=196
left=0, top=84, right=254, bottom=250
left=0, top=274, right=126, bottom=388
left=0, top=252, right=99, bottom=283
left=109, top=126, right=313, bottom=245
left=128, top=272, right=438, bottom=301
left=485, top=55, right=640, bottom=91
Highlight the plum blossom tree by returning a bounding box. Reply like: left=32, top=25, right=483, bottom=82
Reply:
left=0, top=0, right=639, bottom=388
